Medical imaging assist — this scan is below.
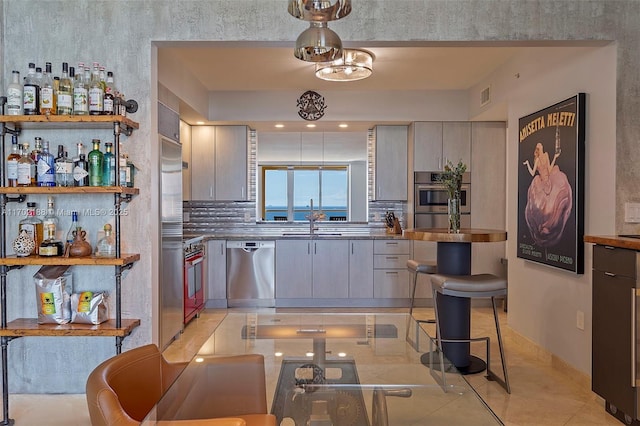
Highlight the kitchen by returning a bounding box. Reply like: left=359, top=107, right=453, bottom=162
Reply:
left=0, top=1, right=624, bottom=410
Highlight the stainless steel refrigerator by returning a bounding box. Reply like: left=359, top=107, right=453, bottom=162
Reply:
left=159, top=133, right=183, bottom=350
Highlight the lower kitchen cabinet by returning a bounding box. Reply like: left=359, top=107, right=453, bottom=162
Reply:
left=276, top=240, right=312, bottom=298
left=206, top=239, right=227, bottom=307
left=349, top=240, right=374, bottom=298
left=592, top=244, right=639, bottom=421
left=275, top=239, right=349, bottom=299
left=373, top=240, right=411, bottom=298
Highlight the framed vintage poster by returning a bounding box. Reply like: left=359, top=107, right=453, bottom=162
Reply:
left=517, top=93, right=585, bottom=274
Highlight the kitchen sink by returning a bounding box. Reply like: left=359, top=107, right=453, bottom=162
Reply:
left=619, top=234, right=640, bottom=239
left=281, top=232, right=342, bottom=237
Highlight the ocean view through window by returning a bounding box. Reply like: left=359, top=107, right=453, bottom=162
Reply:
left=263, top=166, right=348, bottom=221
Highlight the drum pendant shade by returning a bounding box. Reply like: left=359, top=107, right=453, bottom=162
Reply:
left=294, top=22, right=343, bottom=62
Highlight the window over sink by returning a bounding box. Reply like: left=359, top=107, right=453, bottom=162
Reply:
left=262, top=166, right=348, bottom=221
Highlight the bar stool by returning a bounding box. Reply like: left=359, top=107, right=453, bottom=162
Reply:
left=430, top=273, right=511, bottom=393
left=406, top=259, right=437, bottom=318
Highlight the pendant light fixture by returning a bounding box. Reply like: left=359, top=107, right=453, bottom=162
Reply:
left=315, top=48, right=374, bottom=81
left=288, top=0, right=352, bottom=22
left=294, top=21, right=342, bottom=62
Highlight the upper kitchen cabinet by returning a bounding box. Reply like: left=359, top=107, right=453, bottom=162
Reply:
left=181, top=120, right=192, bottom=201
left=374, top=125, right=408, bottom=201
left=189, top=125, right=249, bottom=201
left=413, top=122, right=471, bottom=171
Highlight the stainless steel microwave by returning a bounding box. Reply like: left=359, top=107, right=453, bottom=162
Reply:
left=414, top=171, right=471, bottom=214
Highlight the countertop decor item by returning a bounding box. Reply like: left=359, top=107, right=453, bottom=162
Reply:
left=438, top=160, right=467, bottom=233
left=12, top=230, right=35, bottom=257
left=384, top=211, right=402, bottom=235
left=68, top=228, right=93, bottom=257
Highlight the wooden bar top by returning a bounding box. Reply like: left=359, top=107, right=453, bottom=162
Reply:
left=584, top=235, right=640, bottom=251
left=403, top=228, right=507, bottom=243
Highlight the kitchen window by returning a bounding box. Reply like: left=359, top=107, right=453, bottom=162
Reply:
left=262, top=166, right=348, bottom=221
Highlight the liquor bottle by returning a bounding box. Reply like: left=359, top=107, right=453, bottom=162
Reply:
left=88, top=139, right=103, bottom=186
left=40, top=196, right=64, bottom=256
left=6, top=70, right=23, bottom=115
left=88, top=62, right=104, bottom=115
left=39, top=62, right=56, bottom=115
left=39, top=223, right=64, bottom=257
left=18, top=202, right=43, bottom=255
left=94, top=223, right=116, bottom=258
left=102, top=142, right=115, bottom=186
left=22, top=63, right=40, bottom=115
left=119, top=143, right=127, bottom=186
left=99, top=66, right=106, bottom=91
left=6, top=134, right=20, bottom=187
left=55, top=145, right=74, bottom=187
left=37, top=140, right=56, bottom=187
left=35, top=66, right=43, bottom=95
left=31, top=137, right=42, bottom=182
left=57, top=62, right=73, bottom=115
left=65, top=211, right=79, bottom=249
left=17, top=142, right=34, bottom=186
left=103, top=72, right=116, bottom=115
left=73, top=66, right=89, bottom=115
left=73, top=143, right=89, bottom=187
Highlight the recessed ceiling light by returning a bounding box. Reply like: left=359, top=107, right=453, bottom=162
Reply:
left=306, top=124, right=316, bottom=128
left=339, top=123, right=348, bottom=128
left=196, top=121, right=205, bottom=125
left=275, top=124, right=285, bottom=128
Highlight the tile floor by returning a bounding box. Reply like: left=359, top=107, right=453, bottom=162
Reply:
left=4, top=307, right=622, bottom=425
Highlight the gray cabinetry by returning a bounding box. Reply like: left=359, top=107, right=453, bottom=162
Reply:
left=206, top=239, right=227, bottom=307
left=592, top=244, right=639, bottom=422
left=158, top=102, right=180, bottom=142
left=349, top=240, right=374, bottom=298
left=181, top=121, right=192, bottom=201
left=276, top=239, right=349, bottom=299
left=275, top=240, right=312, bottom=298
left=374, top=125, right=408, bottom=201
left=413, top=122, right=471, bottom=171
left=190, top=126, right=215, bottom=200
left=312, top=240, right=349, bottom=298
left=373, top=240, right=411, bottom=298
left=189, top=125, right=248, bottom=201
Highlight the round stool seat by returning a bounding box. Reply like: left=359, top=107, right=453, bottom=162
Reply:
left=407, top=259, right=437, bottom=274
left=430, top=273, right=507, bottom=298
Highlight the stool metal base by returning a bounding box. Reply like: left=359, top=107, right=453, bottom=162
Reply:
left=420, top=352, right=486, bottom=375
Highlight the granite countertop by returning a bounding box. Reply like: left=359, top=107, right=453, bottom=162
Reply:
left=184, top=231, right=406, bottom=241
left=584, top=235, right=640, bottom=251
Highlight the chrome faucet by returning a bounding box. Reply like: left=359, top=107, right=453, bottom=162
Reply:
left=305, top=199, right=323, bottom=235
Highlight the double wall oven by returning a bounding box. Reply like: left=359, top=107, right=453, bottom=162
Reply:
left=414, top=171, right=471, bottom=228
left=184, top=236, right=205, bottom=324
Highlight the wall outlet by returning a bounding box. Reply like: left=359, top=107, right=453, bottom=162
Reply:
left=244, top=212, right=251, bottom=222
left=576, top=310, right=585, bottom=330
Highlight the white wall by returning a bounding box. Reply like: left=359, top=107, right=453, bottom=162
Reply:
left=475, top=45, right=617, bottom=374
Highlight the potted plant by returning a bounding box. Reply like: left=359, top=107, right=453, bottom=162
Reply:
left=437, top=160, right=467, bottom=232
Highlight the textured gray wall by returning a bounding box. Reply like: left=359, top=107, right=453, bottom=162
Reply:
left=0, top=0, right=637, bottom=392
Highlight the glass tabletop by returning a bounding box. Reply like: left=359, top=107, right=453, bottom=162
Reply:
left=142, top=312, right=501, bottom=426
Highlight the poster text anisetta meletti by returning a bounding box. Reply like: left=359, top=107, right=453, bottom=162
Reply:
left=519, top=111, right=577, bottom=142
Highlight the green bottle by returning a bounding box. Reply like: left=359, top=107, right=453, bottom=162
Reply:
left=88, top=139, right=104, bottom=186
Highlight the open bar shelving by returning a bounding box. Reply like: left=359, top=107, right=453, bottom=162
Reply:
left=0, top=112, right=141, bottom=425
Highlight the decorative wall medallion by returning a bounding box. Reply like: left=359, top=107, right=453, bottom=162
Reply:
left=297, top=90, right=326, bottom=121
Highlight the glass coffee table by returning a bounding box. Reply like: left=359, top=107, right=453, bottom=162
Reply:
left=143, top=312, right=502, bottom=426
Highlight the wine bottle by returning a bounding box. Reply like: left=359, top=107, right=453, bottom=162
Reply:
left=88, top=62, right=104, bottom=115
left=88, top=139, right=103, bottom=186
left=22, top=63, right=40, bottom=115
left=6, top=70, right=23, bottom=115
left=39, top=62, right=56, bottom=115
left=57, top=62, right=73, bottom=115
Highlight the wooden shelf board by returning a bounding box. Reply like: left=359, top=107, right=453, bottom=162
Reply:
left=0, top=114, right=139, bottom=130
left=0, top=318, right=141, bottom=337
left=0, top=253, right=140, bottom=266
left=0, top=186, right=138, bottom=195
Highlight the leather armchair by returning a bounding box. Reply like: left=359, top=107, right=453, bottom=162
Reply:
left=86, top=344, right=275, bottom=426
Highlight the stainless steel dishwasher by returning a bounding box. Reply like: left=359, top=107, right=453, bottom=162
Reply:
left=226, top=241, right=275, bottom=307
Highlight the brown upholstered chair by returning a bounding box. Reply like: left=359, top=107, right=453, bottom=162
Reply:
left=86, top=344, right=276, bottom=426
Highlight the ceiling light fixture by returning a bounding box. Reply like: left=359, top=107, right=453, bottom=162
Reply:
left=316, top=49, right=373, bottom=81
left=288, top=0, right=352, bottom=22
left=275, top=124, right=285, bottom=128
left=294, top=21, right=342, bottom=62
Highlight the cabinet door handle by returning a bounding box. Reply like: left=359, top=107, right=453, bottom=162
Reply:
left=385, top=271, right=398, bottom=275
left=386, top=242, right=398, bottom=246
left=386, top=256, right=399, bottom=260
left=314, top=243, right=317, bottom=255
left=220, top=243, right=224, bottom=256
left=241, top=186, right=245, bottom=199
left=210, top=187, right=213, bottom=198
left=604, top=245, right=615, bottom=250
left=351, top=243, right=354, bottom=255
left=605, top=272, right=616, bottom=277
left=307, top=243, right=310, bottom=255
